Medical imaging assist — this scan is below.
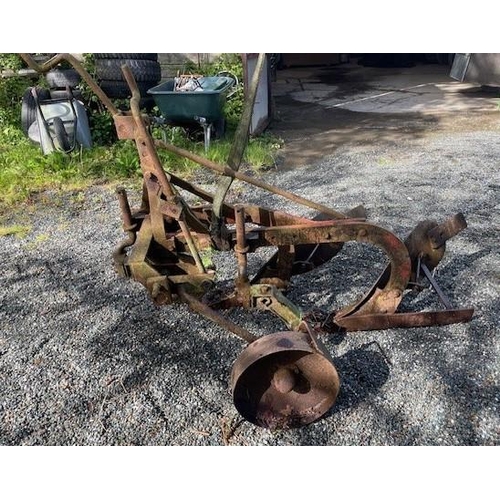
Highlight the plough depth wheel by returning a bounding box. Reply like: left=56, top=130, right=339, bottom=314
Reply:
left=231, top=331, right=340, bottom=429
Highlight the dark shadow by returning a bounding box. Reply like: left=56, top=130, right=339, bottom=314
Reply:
left=358, top=54, right=416, bottom=68
left=268, top=60, right=496, bottom=170
left=269, top=96, right=440, bottom=170
left=457, top=87, right=500, bottom=97
left=331, top=346, right=391, bottom=413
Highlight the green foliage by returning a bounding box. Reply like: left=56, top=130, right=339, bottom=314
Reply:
left=0, top=54, right=50, bottom=131
left=151, top=122, right=283, bottom=172
left=78, top=53, right=118, bottom=146
left=0, top=53, right=24, bottom=71
left=0, top=52, right=283, bottom=213
left=187, top=53, right=245, bottom=130
left=0, top=132, right=143, bottom=210
left=0, top=54, right=30, bottom=129
left=211, top=54, right=244, bottom=130
left=245, top=133, right=284, bottom=169
left=0, top=224, right=31, bottom=238
left=0, top=77, right=26, bottom=128
left=88, top=108, right=117, bottom=145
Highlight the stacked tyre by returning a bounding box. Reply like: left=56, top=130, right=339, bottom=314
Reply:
left=45, top=68, right=82, bottom=99
left=94, top=53, right=160, bottom=109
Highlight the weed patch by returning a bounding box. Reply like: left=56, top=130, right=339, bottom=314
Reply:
left=0, top=224, right=31, bottom=238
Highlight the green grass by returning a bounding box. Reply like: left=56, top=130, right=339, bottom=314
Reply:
left=24, top=232, right=50, bottom=250
left=0, top=224, right=31, bottom=238
left=151, top=125, right=283, bottom=170
left=0, top=125, right=283, bottom=214
left=376, top=157, right=392, bottom=166
left=0, top=128, right=140, bottom=210
left=0, top=53, right=283, bottom=215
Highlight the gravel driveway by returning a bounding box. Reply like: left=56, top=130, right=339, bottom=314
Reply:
left=1, top=127, right=499, bottom=446
left=1, top=59, right=500, bottom=445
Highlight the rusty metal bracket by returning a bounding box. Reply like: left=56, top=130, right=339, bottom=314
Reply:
left=428, top=213, right=467, bottom=249
left=250, top=284, right=303, bottom=331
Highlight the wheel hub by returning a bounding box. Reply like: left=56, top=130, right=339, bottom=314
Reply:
left=231, top=331, right=340, bottom=429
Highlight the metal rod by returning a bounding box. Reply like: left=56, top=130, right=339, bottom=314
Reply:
left=304, top=244, right=320, bottom=264
left=178, top=219, right=207, bottom=274
left=155, top=139, right=347, bottom=220
left=169, top=172, right=222, bottom=205
left=122, top=65, right=206, bottom=275
left=122, top=66, right=176, bottom=199
left=211, top=53, right=268, bottom=223
left=19, top=53, right=121, bottom=117
left=116, top=187, right=135, bottom=230
left=420, top=263, right=454, bottom=310
left=178, top=289, right=257, bottom=344
left=234, top=205, right=249, bottom=284
left=227, top=53, right=267, bottom=171
left=335, top=309, right=474, bottom=331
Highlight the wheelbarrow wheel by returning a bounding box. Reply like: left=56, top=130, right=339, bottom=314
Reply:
left=213, top=117, right=226, bottom=139
left=21, top=86, right=51, bottom=137
left=52, top=117, right=72, bottom=153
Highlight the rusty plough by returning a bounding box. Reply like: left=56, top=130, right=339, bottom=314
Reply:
left=21, top=53, right=474, bottom=430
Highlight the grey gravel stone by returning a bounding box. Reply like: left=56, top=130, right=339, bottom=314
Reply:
left=1, top=128, right=499, bottom=446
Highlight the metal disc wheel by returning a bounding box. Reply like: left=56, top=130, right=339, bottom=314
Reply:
left=231, top=331, right=340, bottom=429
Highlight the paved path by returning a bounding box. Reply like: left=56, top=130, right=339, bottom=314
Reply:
left=270, top=61, right=500, bottom=168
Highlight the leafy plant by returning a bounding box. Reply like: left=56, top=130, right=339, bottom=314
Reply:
left=0, top=52, right=283, bottom=214
left=204, top=54, right=244, bottom=130
left=0, top=53, right=24, bottom=71
left=0, top=224, right=31, bottom=238
left=0, top=54, right=37, bottom=129
left=186, top=53, right=245, bottom=130
left=78, top=53, right=118, bottom=146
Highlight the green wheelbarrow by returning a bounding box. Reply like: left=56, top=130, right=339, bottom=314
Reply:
left=147, top=74, right=236, bottom=151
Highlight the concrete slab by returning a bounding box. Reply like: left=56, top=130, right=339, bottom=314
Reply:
left=269, top=61, right=500, bottom=168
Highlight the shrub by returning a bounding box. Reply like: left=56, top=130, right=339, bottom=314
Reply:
left=0, top=54, right=35, bottom=129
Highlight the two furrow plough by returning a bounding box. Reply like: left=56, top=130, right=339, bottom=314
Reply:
left=21, top=53, right=473, bottom=429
